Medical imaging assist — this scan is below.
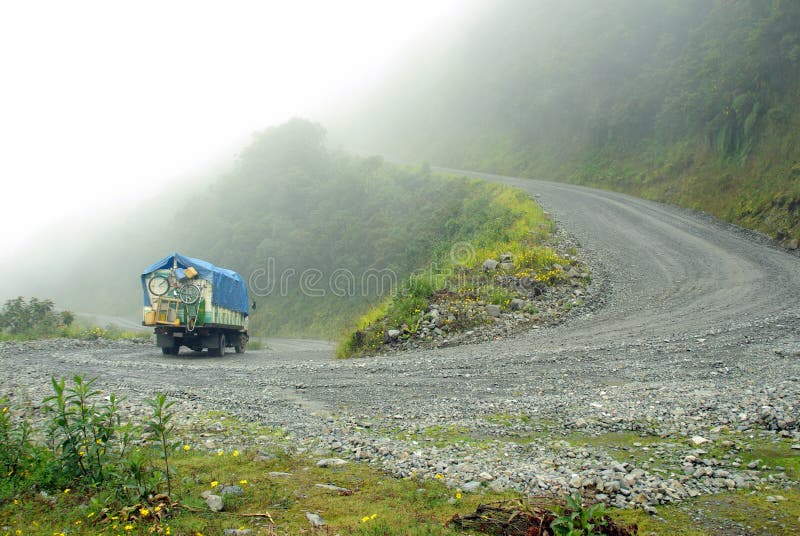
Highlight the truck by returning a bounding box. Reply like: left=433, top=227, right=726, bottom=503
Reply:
left=141, top=253, right=249, bottom=356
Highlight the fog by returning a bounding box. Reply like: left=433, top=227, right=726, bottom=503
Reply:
left=0, top=0, right=477, bottom=262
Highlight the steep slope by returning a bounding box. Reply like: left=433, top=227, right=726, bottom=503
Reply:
left=333, top=0, right=800, bottom=242
left=1, top=119, right=552, bottom=338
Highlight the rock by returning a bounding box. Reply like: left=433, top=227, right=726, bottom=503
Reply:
left=792, top=444, right=800, bottom=450
left=500, top=262, right=514, bottom=271
left=224, top=530, right=251, bottom=536
left=486, top=305, right=502, bottom=317
left=482, top=259, right=500, bottom=271
left=747, top=459, right=761, bottom=469
left=510, top=299, right=526, bottom=311
left=569, top=474, right=583, bottom=488
left=305, top=512, right=326, bottom=527
left=462, top=481, right=482, bottom=493
left=268, top=471, right=292, bottom=477
left=691, top=436, right=710, bottom=446
left=205, top=494, right=224, bottom=512
left=478, top=472, right=494, bottom=482
left=316, top=458, right=348, bottom=468
left=566, top=267, right=581, bottom=278
left=387, top=329, right=401, bottom=340
left=220, top=485, right=244, bottom=497
left=787, top=238, right=799, bottom=250
left=499, top=253, right=513, bottom=263
left=315, top=483, right=352, bottom=494
left=200, top=490, right=212, bottom=499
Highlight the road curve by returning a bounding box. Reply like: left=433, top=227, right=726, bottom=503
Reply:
left=447, top=170, right=800, bottom=348
left=3, top=173, right=800, bottom=529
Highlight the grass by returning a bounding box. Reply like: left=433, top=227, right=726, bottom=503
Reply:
left=3, top=400, right=798, bottom=535
left=337, top=180, right=580, bottom=358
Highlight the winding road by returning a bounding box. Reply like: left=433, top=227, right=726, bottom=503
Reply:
left=3, top=173, right=800, bottom=532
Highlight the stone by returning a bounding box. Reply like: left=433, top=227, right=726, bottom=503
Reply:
left=315, top=483, right=353, bottom=493
left=224, top=530, right=251, bottom=536
left=510, top=299, right=526, bottom=311
left=387, top=329, right=401, bottom=340
left=268, top=472, right=292, bottom=477
left=482, top=259, right=500, bottom=271
left=316, top=458, right=348, bottom=468
left=500, top=262, right=514, bottom=271
left=486, top=305, right=502, bottom=317
left=787, top=238, right=799, bottom=250
left=205, top=494, right=223, bottom=512
left=220, top=485, right=244, bottom=497
left=478, top=472, right=495, bottom=482
left=499, top=253, right=513, bottom=263
left=462, top=481, right=482, bottom=493
left=691, top=436, right=710, bottom=446
left=305, top=512, right=326, bottom=527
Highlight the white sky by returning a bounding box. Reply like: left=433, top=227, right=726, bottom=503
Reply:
left=0, top=0, right=469, bottom=259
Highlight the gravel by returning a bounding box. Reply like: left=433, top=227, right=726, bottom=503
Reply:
left=2, top=177, right=800, bottom=514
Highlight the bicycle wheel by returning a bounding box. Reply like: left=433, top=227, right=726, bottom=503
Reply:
left=148, top=275, right=170, bottom=296
left=177, top=284, right=201, bottom=304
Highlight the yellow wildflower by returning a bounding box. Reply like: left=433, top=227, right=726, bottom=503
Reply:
left=370, top=514, right=377, bottom=520
left=13, top=499, right=18, bottom=505
left=124, top=525, right=133, bottom=531
left=434, top=474, right=443, bottom=479
left=74, top=520, right=82, bottom=525
left=183, top=444, right=191, bottom=451
left=210, top=480, right=219, bottom=488
left=87, top=512, right=95, bottom=518
left=239, top=479, right=248, bottom=485
left=232, top=450, right=239, bottom=457
left=139, top=507, right=149, bottom=517
left=217, top=450, right=224, bottom=456
left=15, top=530, right=21, bottom=536
left=63, top=488, right=71, bottom=494
left=361, top=516, right=370, bottom=523
left=165, top=527, right=171, bottom=536
left=96, top=439, right=103, bottom=445
left=456, top=492, right=462, bottom=499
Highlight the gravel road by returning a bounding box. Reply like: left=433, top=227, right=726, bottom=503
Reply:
left=3, top=176, right=799, bottom=524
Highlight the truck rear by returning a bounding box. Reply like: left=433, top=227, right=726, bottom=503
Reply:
left=141, top=253, right=249, bottom=356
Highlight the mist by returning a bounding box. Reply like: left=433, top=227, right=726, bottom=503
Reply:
left=0, top=0, right=475, bottom=263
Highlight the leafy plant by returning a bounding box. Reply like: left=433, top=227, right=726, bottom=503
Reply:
left=551, top=493, right=608, bottom=536
left=145, top=393, right=178, bottom=496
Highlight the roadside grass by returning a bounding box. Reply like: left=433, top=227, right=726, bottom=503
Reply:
left=3, top=393, right=798, bottom=535
left=337, top=181, right=580, bottom=358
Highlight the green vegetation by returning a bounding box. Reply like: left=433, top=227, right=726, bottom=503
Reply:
left=552, top=493, right=608, bottom=536
left=0, top=296, right=145, bottom=342
left=337, top=182, right=578, bottom=356
left=338, top=0, right=800, bottom=241
left=4, top=120, right=563, bottom=341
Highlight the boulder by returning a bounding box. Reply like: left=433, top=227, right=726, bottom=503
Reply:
left=482, top=259, right=500, bottom=271
left=510, top=299, right=526, bottom=311
left=205, top=494, right=223, bottom=512
left=316, top=458, right=348, bottom=468
left=486, top=305, right=502, bottom=317
left=500, top=262, right=515, bottom=271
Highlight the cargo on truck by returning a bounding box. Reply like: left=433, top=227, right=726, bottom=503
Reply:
left=141, top=253, right=249, bottom=356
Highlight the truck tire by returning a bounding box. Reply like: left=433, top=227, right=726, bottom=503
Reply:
left=234, top=334, right=246, bottom=354
left=209, top=333, right=226, bottom=357
left=161, top=342, right=179, bottom=356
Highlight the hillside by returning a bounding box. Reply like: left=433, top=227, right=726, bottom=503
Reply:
left=333, top=0, right=800, bottom=243
left=1, top=119, right=556, bottom=338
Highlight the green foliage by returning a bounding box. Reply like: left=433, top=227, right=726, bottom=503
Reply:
left=0, top=376, right=180, bottom=507
left=144, top=393, right=178, bottom=496
left=0, top=297, right=64, bottom=336
left=551, top=493, right=608, bottom=536
left=338, top=0, right=800, bottom=240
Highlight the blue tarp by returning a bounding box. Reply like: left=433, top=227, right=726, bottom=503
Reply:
left=141, top=253, right=249, bottom=316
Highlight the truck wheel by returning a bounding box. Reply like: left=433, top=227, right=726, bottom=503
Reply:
left=234, top=335, right=246, bottom=354
left=210, top=333, right=226, bottom=357
left=161, top=343, right=179, bottom=356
